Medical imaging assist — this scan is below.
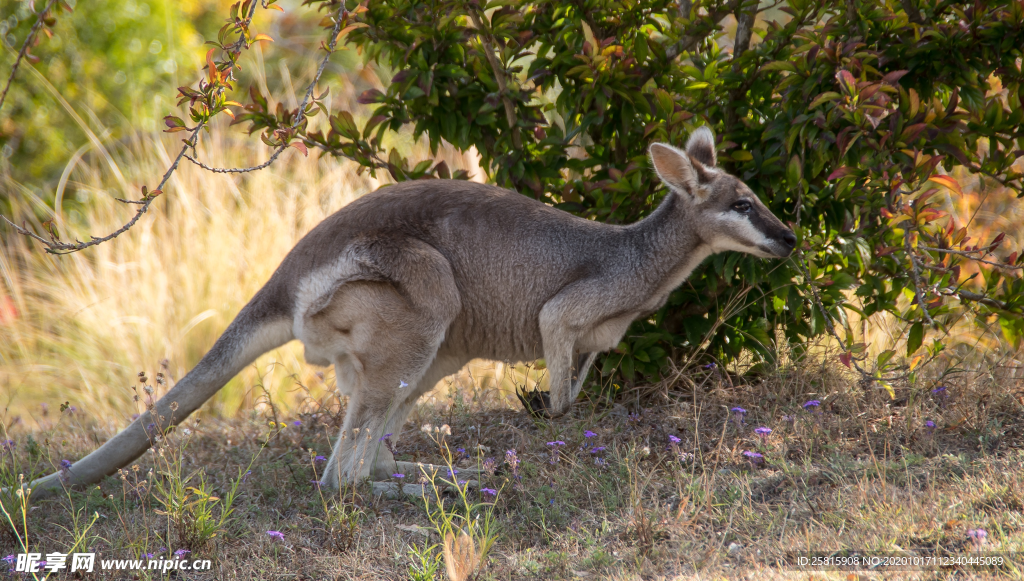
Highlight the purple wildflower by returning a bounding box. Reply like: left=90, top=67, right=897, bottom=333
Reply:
left=590, top=446, right=606, bottom=453
left=755, top=426, right=772, bottom=440
left=380, top=433, right=396, bottom=455
left=266, top=530, right=285, bottom=541
left=59, top=459, right=73, bottom=482
left=731, top=407, right=747, bottom=427
left=144, top=553, right=154, bottom=559
left=2, top=440, right=14, bottom=452
left=505, top=449, right=521, bottom=488
left=483, top=457, right=497, bottom=475
left=743, top=450, right=764, bottom=465
left=398, top=380, right=409, bottom=389
left=242, top=470, right=252, bottom=483
left=802, top=400, right=821, bottom=410
left=505, top=449, right=519, bottom=469
left=314, top=455, right=327, bottom=464
left=309, top=479, right=321, bottom=488
left=703, top=362, right=717, bottom=370
left=967, top=528, right=987, bottom=550
left=392, top=473, right=405, bottom=479
left=782, top=414, right=796, bottom=424
left=584, top=430, right=597, bottom=439
left=546, top=441, right=566, bottom=464
left=293, top=420, right=302, bottom=427
left=447, top=467, right=459, bottom=478
left=627, top=412, right=642, bottom=424
left=595, top=457, right=607, bottom=467
left=481, top=488, right=498, bottom=497
left=668, top=434, right=682, bottom=445
left=2, top=555, right=14, bottom=564
left=174, top=549, right=190, bottom=558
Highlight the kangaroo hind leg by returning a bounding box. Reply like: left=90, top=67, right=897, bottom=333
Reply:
left=312, top=240, right=460, bottom=488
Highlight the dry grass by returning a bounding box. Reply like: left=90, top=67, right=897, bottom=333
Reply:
left=3, top=352, right=1024, bottom=580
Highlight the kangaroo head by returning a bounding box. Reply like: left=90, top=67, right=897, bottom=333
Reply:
left=649, top=127, right=796, bottom=258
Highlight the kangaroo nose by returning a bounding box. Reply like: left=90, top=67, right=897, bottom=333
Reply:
left=781, top=230, right=796, bottom=248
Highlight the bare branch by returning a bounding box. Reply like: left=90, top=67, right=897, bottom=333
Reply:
left=920, top=245, right=1024, bottom=271
left=2, top=123, right=205, bottom=255
left=947, top=289, right=1020, bottom=313
left=732, top=0, right=757, bottom=61
left=905, top=233, right=936, bottom=327
left=0, top=0, right=60, bottom=114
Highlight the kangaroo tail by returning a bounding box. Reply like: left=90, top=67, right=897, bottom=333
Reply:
left=26, top=292, right=294, bottom=500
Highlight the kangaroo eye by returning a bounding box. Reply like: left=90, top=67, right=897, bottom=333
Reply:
left=731, top=200, right=752, bottom=213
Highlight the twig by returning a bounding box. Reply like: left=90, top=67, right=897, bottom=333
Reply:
left=0, top=0, right=59, bottom=114
left=469, top=9, right=521, bottom=149
left=919, top=245, right=1024, bottom=271
left=3, top=123, right=206, bottom=254
left=183, top=4, right=347, bottom=173
left=944, top=289, right=1019, bottom=313
left=904, top=233, right=936, bottom=327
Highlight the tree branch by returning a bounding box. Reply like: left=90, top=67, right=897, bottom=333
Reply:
left=184, top=5, right=348, bottom=174
left=0, top=0, right=60, bottom=114
left=469, top=9, right=521, bottom=149
left=920, top=245, right=1024, bottom=271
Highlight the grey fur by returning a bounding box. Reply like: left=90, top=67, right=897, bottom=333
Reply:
left=26, top=129, right=794, bottom=498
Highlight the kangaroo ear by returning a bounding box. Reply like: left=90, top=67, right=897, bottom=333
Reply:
left=685, top=126, right=717, bottom=167
left=649, top=143, right=699, bottom=196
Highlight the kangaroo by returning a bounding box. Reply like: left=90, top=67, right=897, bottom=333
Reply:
left=24, top=127, right=795, bottom=498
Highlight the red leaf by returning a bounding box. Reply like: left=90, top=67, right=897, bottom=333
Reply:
left=827, top=166, right=853, bottom=181
left=989, top=232, right=1005, bottom=250
left=881, top=70, right=909, bottom=85
left=839, top=351, right=852, bottom=369
left=289, top=141, right=308, bottom=156
left=1006, top=252, right=1018, bottom=265
left=357, top=89, right=385, bottom=104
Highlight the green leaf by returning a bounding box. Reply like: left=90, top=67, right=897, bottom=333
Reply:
left=906, top=321, right=924, bottom=356
left=876, top=349, right=896, bottom=369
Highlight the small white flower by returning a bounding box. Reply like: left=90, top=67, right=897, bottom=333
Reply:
left=182, top=428, right=192, bottom=436
left=439, top=424, right=452, bottom=435
left=421, top=423, right=434, bottom=433
left=143, top=385, right=154, bottom=395
left=399, top=380, right=409, bottom=389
